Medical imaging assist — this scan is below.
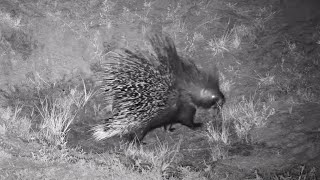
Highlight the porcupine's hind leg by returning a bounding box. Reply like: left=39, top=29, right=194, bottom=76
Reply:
left=124, top=130, right=148, bottom=145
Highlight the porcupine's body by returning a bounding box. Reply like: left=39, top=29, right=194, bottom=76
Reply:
left=92, top=33, right=225, bottom=143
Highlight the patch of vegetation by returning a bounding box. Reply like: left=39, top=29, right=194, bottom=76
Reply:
left=1, top=76, right=94, bottom=147
left=0, top=0, right=319, bottom=179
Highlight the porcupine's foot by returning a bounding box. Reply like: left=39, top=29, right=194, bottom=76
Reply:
left=190, top=122, right=203, bottom=129
left=163, top=124, right=176, bottom=132
left=123, top=133, right=142, bottom=145
left=124, top=129, right=149, bottom=146
left=182, top=119, right=203, bottom=130
left=168, top=125, right=176, bottom=131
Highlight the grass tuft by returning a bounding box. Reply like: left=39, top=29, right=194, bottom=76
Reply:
left=223, top=95, right=275, bottom=142
left=35, top=79, right=95, bottom=148
left=0, top=105, right=32, bottom=139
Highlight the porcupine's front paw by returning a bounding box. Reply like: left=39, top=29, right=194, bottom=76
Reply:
left=164, top=124, right=176, bottom=132
left=191, top=122, right=203, bottom=129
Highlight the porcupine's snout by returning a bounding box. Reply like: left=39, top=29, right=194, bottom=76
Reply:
left=198, top=88, right=225, bottom=109
left=214, top=93, right=225, bottom=108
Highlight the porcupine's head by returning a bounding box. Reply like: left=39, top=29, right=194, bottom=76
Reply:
left=92, top=48, right=177, bottom=141
left=182, top=62, right=225, bottom=109
left=148, top=33, right=225, bottom=110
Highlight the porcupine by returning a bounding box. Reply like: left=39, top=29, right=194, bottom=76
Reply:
left=92, top=33, right=225, bottom=143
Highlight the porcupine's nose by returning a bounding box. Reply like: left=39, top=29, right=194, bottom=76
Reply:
left=211, top=91, right=225, bottom=109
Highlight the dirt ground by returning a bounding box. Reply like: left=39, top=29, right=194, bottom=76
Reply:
left=0, top=0, right=320, bottom=179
